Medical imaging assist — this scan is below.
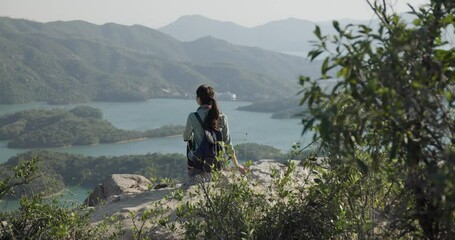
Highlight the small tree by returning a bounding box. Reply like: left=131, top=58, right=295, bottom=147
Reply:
left=0, top=157, right=41, bottom=199
left=0, top=158, right=120, bottom=239
left=300, top=0, right=454, bottom=238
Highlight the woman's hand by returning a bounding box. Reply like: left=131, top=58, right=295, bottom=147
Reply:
left=236, top=164, right=247, bottom=175
left=230, top=153, right=247, bottom=174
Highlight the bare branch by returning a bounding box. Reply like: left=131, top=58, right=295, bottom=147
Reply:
left=366, top=0, right=391, bottom=27
left=0, top=173, right=43, bottom=198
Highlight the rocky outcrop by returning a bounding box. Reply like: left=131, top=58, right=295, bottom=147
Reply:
left=84, top=174, right=151, bottom=206
left=86, top=160, right=315, bottom=239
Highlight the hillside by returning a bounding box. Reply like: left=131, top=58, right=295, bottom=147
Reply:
left=2, top=150, right=188, bottom=187
left=237, top=97, right=303, bottom=119
left=237, top=79, right=338, bottom=118
left=0, top=17, right=321, bottom=104
left=0, top=106, right=184, bottom=148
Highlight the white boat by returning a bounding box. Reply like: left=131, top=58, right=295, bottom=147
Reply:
left=215, top=92, right=237, bottom=101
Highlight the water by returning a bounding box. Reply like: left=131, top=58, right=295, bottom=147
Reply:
left=0, top=186, right=91, bottom=211
left=0, top=98, right=310, bottom=163
left=0, top=98, right=311, bottom=209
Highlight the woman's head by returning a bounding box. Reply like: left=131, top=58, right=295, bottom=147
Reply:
left=196, top=84, right=220, bottom=130
left=196, top=85, right=215, bottom=105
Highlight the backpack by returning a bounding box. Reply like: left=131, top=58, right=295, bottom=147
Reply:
left=188, top=112, right=224, bottom=173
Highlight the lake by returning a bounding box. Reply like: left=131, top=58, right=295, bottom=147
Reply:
left=0, top=186, right=90, bottom=211
left=0, top=98, right=312, bottom=209
left=0, top=98, right=311, bottom=164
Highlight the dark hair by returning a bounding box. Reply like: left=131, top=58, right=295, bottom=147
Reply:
left=196, top=84, right=220, bottom=130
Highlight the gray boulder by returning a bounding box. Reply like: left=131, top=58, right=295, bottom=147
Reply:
left=87, top=160, right=316, bottom=239
left=84, top=174, right=151, bottom=206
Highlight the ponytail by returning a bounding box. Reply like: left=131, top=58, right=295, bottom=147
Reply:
left=196, top=85, right=220, bottom=130
left=206, top=97, right=220, bottom=130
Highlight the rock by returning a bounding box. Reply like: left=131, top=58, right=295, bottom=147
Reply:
left=249, top=159, right=311, bottom=182
left=85, top=184, right=104, bottom=206
left=249, top=159, right=285, bottom=184
left=84, top=174, right=151, bottom=206
left=109, top=195, right=121, bottom=203
left=87, top=160, right=315, bottom=239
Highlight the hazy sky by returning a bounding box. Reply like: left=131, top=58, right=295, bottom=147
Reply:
left=0, top=0, right=429, bottom=28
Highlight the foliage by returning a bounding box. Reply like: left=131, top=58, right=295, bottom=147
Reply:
left=130, top=200, right=175, bottom=240
left=300, top=1, right=455, bottom=238
left=0, top=155, right=66, bottom=199
left=69, top=106, right=103, bottom=119
left=234, top=143, right=286, bottom=162
left=2, top=150, right=187, bottom=197
left=176, top=169, right=267, bottom=239
left=144, top=124, right=185, bottom=138
left=237, top=97, right=309, bottom=119
left=0, top=158, right=121, bottom=239
left=0, top=17, right=312, bottom=104
left=0, top=194, right=121, bottom=239
left=237, top=97, right=300, bottom=113
left=0, top=157, right=41, bottom=199
left=253, top=159, right=338, bottom=240
left=174, top=159, right=337, bottom=240
left=0, top=107, right=184, bottom=148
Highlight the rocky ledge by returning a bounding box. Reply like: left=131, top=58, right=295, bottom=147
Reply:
left=85, top=160, right=315, bottom=239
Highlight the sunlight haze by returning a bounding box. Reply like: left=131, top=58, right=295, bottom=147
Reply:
left=0, top=0, right=429, bottom=28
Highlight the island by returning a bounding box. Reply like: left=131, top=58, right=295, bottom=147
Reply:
left=0, top=106, right=184, bottom=148
left=237, top=97, right=305, bottom=119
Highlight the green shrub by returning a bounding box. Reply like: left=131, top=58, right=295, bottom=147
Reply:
left=299, top=1, right=455, bottom=238
left=0, top=157, right=121, bottom=239
left=174, top=160, right=333, bottom=240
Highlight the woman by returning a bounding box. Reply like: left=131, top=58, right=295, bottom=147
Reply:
left=183, top=84, right=245, bottom=177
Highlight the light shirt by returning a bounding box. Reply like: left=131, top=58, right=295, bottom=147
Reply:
left=183, top=105, right=232, bottom=150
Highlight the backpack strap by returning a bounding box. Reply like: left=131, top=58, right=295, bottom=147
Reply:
left=194, top=112, right=205, bottom=129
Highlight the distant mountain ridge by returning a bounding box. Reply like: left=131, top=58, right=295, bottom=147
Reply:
left=159, top=15, right=376, bottom=55
left=160, top=14, right=455, bottom=56
left=0, top=17, right=321, bottom=104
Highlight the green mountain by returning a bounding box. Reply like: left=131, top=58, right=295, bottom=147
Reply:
left=0, top=17, right=321, bottom=104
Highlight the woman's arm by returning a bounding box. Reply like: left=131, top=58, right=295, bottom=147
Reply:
left=230, top=151, right=246, bottom=174
left=183, top=113, right=193, bottom=141
left=220, top=114, right=231, bottom=146
left=219, top=114, right=245, bottom=173
left=220, top=115, right=245, bottom=174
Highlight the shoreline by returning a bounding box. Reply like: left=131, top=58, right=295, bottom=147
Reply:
left=3, top=134, right=183, bottom=150
left=0, top=97, right=249, bottom=107
left=114, top=137, right=148, bottom=144
left=1, top=99, right=300, bottom=161
left=164, top=134, right=181, bottom=138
